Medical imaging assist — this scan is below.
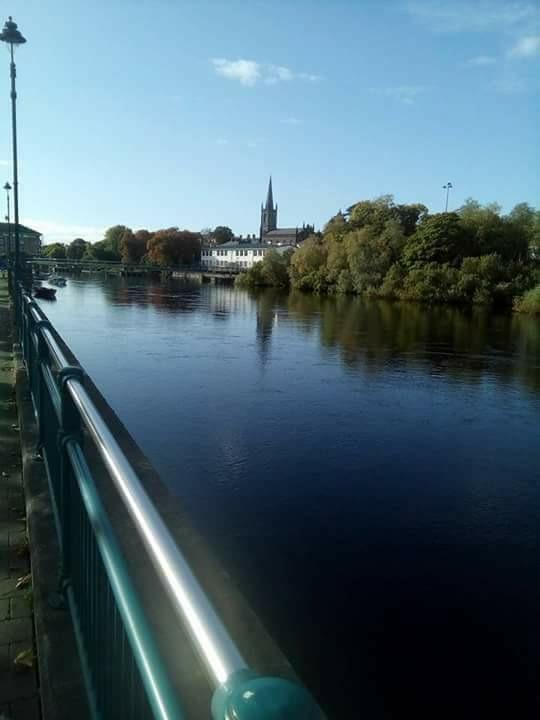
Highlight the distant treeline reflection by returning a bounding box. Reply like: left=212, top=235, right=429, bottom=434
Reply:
left=97, top=279, right=539, bottom=391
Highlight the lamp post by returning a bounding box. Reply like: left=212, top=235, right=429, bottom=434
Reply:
left=4, top=181, right=12, bottom=265
left=442, top=182, right=453, bottom=212
left=0, top=16, right=26, bottom=292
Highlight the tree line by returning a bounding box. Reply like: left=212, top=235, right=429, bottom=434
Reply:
left=41, top=224, right=237, bottom=266
left=237, top=197, right=540, bottom=313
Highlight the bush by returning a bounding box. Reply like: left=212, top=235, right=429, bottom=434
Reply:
left=514, top=285, right=540, bottom=314
left=399, top=263, right=461, bottom=304
left=235, top=250, right=291, bottom=288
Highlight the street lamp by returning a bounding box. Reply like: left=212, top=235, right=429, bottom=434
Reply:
left=3, top=181, right=11, bottom=264
left=0, top=16, right=26, bottom=289
left=442, top=182, right=453, bottom=212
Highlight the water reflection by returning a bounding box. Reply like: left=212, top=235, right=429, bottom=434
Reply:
left=60, top=275, right=540, bottom=394
left=37, top=276, right=540, bottom=719
left=241, top=287, right=539, bottom=391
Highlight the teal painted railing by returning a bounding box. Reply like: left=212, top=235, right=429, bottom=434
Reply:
left=16, top=283, right=325, bottom=720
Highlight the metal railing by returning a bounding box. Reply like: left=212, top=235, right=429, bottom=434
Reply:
left=16, top=282, right=325, bottom=720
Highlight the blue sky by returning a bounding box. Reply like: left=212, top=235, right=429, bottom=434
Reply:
left=1, top=0, right=539, bottom=244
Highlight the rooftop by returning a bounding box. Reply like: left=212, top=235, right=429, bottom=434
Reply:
left=206, top=241, right=266, bottom=250
left=0, top=222, right=41, bottom=236
left=263, top=228, right=298, bottom=236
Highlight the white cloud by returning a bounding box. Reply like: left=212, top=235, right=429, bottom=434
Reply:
left=468, top=55, right=497, bottom=65
left=407, top=1, right=539, bottom=33
left=509, top=35, right=540, bottom=57
left=23, top=218, right=106, bottom=245
left=0, top=160, right=8, bottom=167
left=266, top=65, right=294, bottom=84
left=211, top=58, right=320, bottom=87
left=212, top=58, right=261, bottom=86
left=372, top=86, right=425, bottom=104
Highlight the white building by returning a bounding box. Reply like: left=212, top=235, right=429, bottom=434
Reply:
left=201, top=242, right=294, bottom=270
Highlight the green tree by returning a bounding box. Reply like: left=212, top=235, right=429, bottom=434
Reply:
left=347, top=196, right=426, bottom=237
left=86, top=240, right=120, bottom=261
left=323, top=212, right=349, bottom=241
left=66, top=237, right=88, bottom=260
left=261, top=249, right=291, bottom=287
left=212, top=226, right=234, bottom=245
left=403, top=213, right=471, bottom=267
left=509, top=202, right=540, bottom=258
left=42, top=242, right=66, bottom=259
left=236, top=250, right=292, bottom=288
left=289, top=238, right=328, bottom=292
left=103, top=225, right=130, bottom=259
left=458, top=199, right=528, bottom=261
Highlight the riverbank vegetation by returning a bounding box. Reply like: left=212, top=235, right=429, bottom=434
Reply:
left=239, top=196, right=539, bottom=310
left=235, top=249, right=293, bottom=288
left=514, top=285, right=540, bottom=314
left=42, top=225, right=206, bottom=266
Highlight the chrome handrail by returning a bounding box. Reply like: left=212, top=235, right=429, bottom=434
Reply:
left=67, top=378, right=247, bottom=686
left=28, top=294, right=247, bottom=687
left=22, top=284, right=326, bottom=719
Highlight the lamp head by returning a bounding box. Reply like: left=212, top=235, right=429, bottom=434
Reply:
left=3, top=182, right=12, bottom=191
left=0, top=16, right=26, bottom=46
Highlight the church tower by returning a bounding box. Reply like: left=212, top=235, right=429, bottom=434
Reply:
left=260, top=176, right=278, bottom=240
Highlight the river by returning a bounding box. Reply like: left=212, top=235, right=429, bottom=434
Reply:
left=38, top=276, right=540, bottom=719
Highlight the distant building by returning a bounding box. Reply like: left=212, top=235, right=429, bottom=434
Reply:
left=259, top=177, right=314, bottom=245
left=0, top=223, right=42, bottom=258
left=201, top=241, right=293, bottom=270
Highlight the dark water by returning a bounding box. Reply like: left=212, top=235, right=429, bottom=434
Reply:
left=39, top=277, right=540, bottom=719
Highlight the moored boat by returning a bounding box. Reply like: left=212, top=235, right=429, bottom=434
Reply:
left=34, top=286, right=57, bottom=300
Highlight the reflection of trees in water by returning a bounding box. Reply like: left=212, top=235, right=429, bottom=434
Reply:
left=285, top=291, right=540, bottom=391
left=205, top=283, right=253, bottom=321
left=104, top=278, right=203, bottom=313
left=254, top=290, right=280, bottom=367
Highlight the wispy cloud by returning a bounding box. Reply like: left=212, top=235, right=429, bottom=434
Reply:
left=509, top=35, right=540, bottom=57
left=468, top=55, right=497, bottom=66
left=406, top=1, right=539, bottom=33
left=280, top=116, right=302, bottom=125
left=372, top=85, right=425, bottom=104
left=211, top=58, right=320, bottom=87
left=0, top=160, right=8, bottom=167
left=24, top=218, right=106, bottom=245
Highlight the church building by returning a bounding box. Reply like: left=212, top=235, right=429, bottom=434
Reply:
left=259, top=177, right=313, bottom=246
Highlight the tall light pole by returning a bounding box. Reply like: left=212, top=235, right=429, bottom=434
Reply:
left=3, top=182, right=11, bottom=268
left=443, top=182, right=453, bottom=212
left=0, top=17, right=26, bottom=290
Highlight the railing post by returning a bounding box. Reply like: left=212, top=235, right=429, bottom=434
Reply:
left=211, top=670, right=325, bottom=720
left=32, top=319, right=54, bottom=456
left=23, top=298, right=38, bottom=376
left=55, top=366, right=85, bottom=603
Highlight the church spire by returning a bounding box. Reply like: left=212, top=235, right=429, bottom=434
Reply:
left=265, top=175, right=274, bottom=210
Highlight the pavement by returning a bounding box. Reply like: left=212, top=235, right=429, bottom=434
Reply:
left=0, top=276, right=41, bottom=719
